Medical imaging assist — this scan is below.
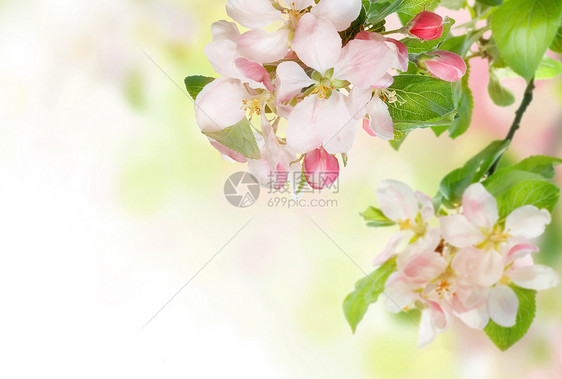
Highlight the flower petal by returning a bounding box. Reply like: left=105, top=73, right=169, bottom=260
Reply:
left=294, top=0, right=315, bottom=10
left=235, top=58, right=274, bottom=91
left=451, top=247, right=504, bottom=287
left=505, top=205, right=551, bottom=239
left=292, top=13, right=342, bottom=74
left=364, top=96, right=394, bottom=140
left=488, top=284, right=519, bottom=327
left=505, top=242, right=539, bottom=265
left=456, top=303, right=489, bottom=330
left=237, top=28, right=290, bottom=64
left=417, top=308, right=436, bottom=348
left=311, top=0, right=362, bottom=31
left=194, top=78, right=247, bottom=132
left=376, top=180, right=418, bottom=222
left=320, top=92, right=359, bottom=154
left=462, top=183, right=499, bottom=231
left=333, top=39, right=394, bottom=88
left=275, top=61, right=316, bottom=102
left=402, top=252, right=448, bottom=285
left=226, top=0, right=283, bottom=29
left=373, top=232, right=404, bottom=266
left=346, top=87, right=372, bottom=120
left=285, top=96, right=323, bottom=154
left=209, top=140, right=247, bottom=163
left=439, top=215, right=486, bottom=248
left=509, top=265, right=561, bottom=290
left=416, top=191, right=435, bottom=223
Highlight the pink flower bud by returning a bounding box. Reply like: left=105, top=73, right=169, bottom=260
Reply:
left=302, top=147, right=340, bottom=190
left=406, top=11, right=443, bottom=41
left=420, top=51, right=467, bottom=82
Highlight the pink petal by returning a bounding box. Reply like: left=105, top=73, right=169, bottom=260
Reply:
left=488, top=284, right=519, bottom=327
left=423, top=51, right=467, bottom=82
left=237, top=28, right=290, bottom=64
left=462, top=183, right=498, bottom=231
left=226, top=0, right=283, bottom=29
left=402, top=252, right=448, bottom=285
left=509, top=265, right=561, bottom=290
left=429, top=301, right=449, bottom=331
left=505, top=205, right=551, bottom=239
left=346, top=87, right=372, bottom=120
left=333, top=39, right=394, bottom=88
left=311, top=0, right=362, bottom=31
left=320, top=92, right=360, bottom=154
left=370, top=73, right=394, bottom=89
left=505, top=243, right=539, bottom=265
left=439, top=215, right=485, bottom=248
left=385, top=38, right=409, bottom=72
left=209, top=140, right=247, bottom=163
left=364, top=96, right=394, bottom=140
left=275, top=61, right=316, bottom=102
left=194, top=78, right=247, bottom=132
left=204, top=21, right=241, bottom=79
left=235, top=58, right=274, bottom=91
left=451, top=247, right=504, bottom=287
left=376, top=180, right=418, bottom=222
left=302, top=146, right=340, bottom=190
left=292, top=13, right=342, bottom=74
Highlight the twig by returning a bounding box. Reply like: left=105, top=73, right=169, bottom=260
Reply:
left=487, top=78, right=535, bottom=176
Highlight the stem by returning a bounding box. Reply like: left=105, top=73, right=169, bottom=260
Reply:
left=379, top=28, right=405, bottom=35
left=487, top=77, right=536, bottom=176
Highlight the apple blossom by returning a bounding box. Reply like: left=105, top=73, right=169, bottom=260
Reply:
left=302, top=146, right=340, bottom=189
left=417, top=51, right=467, bottom=82
left=405, top=11, right=444, bottom=41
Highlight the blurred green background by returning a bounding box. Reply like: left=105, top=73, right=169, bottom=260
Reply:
left=0, top=0, right=560, bottom=377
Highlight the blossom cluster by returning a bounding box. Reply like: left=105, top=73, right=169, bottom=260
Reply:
left=374, top=180, right=560, bottom=347
left=194, top=0, right=466, bottom=191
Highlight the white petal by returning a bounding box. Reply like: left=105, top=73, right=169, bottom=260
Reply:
left=205, top=39, right=240, bottom=79
left=370, top=73, right=394, bottom=89
left=456, top=303, right=489, bottom=330
left=402, top=252, right=448, bottom=285
left=293, top=0, right=315, bottom=10
left=510, top=265, right=561, bottom=290
left=376, top=180, right=418, bottom=222
left=462, top=183, right=499, bottom=231
left=210, top=20, right=240, bottom=41
left=417, top=309, right=436, bottom=348
left=285, top=96, right=323, bottom=154
left=194, top=78, right=247, bottom=132
left=226, top=0, right=283, bottom=29
left=439, top=215, right=486, bottom=248
left=416, top=191, right=435, bottom=223
left=275, top=61, right=316, bottom=102
left=311, top=0, right=362, bottom=31
left=451, top=247, right=504, bottom=287
left=237, top=28, right=289, bottom=64
left=320, top=91, right=359, bottom=154
left=488, top=284, right=519, bottom=327
left=364, top=96, right=394, bottom=140
left=373, top=232, right=403, bottom=266
left=292, top=13, right=342, bottom=74
left=333, top=39, right=395, bottom=88
left=345, top=87, right=372, bottom=120
left=429, top=301, right=449, bottom=331
left=505, top=242, right=539, bottom=265
left=505, top=205, right=551, bottom=239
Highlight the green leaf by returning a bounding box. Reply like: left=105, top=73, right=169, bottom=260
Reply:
left=397, top=0, right=439, bottom=24
left=440, top=0, right=467, bottom=11
left=490, top=0, right=562, bottom=80
left=484, top=285, right=536, bottom=351
left=361, top=206, right=396, bottom=227
left=366, top=0, right=405, bottom=25
left=550, top=25, right=562, bottom=53
left=493, top=155, right=562, bottom=179
left=496, top=180, right=560, bottom=218
left=202, top=118, right=261, bottom=160
left=439, top=140, right=510, bottom=205
left=488, top=70, right=516, bottom=107
left=494, top=55, right=562, bottom=80
left=401, top=17, right=456, bottom=54
left=343, top=258, right=397, bottom=333
left=449, top=64, right=473, bottom=138
left=476, top=0, right=502, bottom=6
left=184, top=75, right=215, bottom=100
left=387, top=75, right=456, bottom=124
